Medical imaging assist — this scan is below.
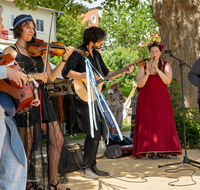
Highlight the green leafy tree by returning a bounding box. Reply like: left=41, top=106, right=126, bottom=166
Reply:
left=50, top=14, right=90, bottom=65
left=99, top=0, right=158, bottom=58
left=102, top=47, right=139, bottom=87
left=56, top=14, right=89, bottom=47
left=13, top=0, right=88, bottom=15
left=13, top=0, right=139, bottom=12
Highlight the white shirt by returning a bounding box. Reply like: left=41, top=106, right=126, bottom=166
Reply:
left=0, top=65, right=7, bottom=116
left=0, top=65, right=7, bottom=79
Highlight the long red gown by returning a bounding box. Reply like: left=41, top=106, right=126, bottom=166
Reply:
left=132, top=62, right=182, bottom=158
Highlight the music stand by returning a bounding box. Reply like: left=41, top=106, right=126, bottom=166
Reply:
left=158, top=53, right=200, bottom=169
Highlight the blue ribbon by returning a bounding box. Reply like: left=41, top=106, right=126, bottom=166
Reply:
left=85, top=57, right=123, bottom=140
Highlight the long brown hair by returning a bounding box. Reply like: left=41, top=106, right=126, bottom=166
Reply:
left=149, top=44, right=163, bottom=71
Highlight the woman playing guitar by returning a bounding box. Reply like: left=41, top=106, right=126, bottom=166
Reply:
left=3, top=14, right=73, bottom=190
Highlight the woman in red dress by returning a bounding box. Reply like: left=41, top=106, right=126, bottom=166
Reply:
left=132, top=41, right=182, bottom=159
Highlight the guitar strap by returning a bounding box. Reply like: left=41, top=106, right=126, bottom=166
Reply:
left=95, top=55, right=104, bottom=77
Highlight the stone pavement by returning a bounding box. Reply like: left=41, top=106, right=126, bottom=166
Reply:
left=65, top=132, right=200, bottom=190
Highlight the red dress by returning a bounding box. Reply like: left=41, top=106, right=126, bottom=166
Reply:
left=132, top=62, right=182, bottom=158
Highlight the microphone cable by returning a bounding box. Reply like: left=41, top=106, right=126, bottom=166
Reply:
left=102, top=162, right=197, bottom=187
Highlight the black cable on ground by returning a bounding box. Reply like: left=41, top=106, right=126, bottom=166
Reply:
left=106, top=163, right=197, bottom=187
left=108, top=174, right=147, bottom=183
left=164, top=164, right=197, bottom=186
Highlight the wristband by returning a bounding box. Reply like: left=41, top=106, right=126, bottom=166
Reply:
left=62, top=59, right=68, bottom=63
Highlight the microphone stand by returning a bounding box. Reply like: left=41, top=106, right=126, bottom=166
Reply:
left=158, top=53, right=200, bottom=169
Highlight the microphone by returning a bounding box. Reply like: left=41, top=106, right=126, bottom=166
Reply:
left=150, top=57, right=155, bottom=73
left=164, top=50, right=175, bottom=53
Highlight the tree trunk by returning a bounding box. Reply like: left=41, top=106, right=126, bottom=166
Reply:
left=152, top=0, right=200, bottom=108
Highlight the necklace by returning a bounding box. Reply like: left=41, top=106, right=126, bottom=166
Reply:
left=16, top=42, right=28, bottom=50
left=15, top=43, right=30, bottom=56
left=15, top=43, right=37, bottom=72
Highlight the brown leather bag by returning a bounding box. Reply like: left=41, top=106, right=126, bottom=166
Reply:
left=106, top=144, right=122, bottom=159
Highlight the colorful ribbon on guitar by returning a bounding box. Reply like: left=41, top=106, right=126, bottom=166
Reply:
left=85, top=57, right=123, bottom=141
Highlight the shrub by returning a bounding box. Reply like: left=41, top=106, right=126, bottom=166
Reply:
left=169, top=79, right=200, bottom=147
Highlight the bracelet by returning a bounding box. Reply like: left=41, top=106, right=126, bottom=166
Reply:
left=62, top=59, right=68, bottom=63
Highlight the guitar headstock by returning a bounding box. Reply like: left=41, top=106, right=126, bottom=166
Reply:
left=135, top=58, right=146, bottom=67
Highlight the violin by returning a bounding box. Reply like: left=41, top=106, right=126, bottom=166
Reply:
left=27, top=39, right=89, bottom=57
left=0, top=53, right=34, bottom=112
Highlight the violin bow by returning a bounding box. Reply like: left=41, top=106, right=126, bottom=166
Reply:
left=44, top=12, right=54, bottom=74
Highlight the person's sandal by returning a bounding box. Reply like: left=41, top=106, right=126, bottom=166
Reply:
left=26, top=184, right=35, bottom=190
left=148, top=153, right=159, bottom=159
left=158, top=153, right=171, bottom=159
left=26, top=185, right=33, bottom=190
left=49, top=182, right=71, bottom=190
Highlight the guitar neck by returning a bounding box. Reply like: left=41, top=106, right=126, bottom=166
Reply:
left=97, top=63, right=134, bottom=84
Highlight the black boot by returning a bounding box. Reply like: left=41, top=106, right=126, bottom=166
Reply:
left=92, top=165, right=110, bottom=176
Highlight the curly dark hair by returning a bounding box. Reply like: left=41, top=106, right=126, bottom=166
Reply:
left=83, top=27, right=106, bottom=45
left=13, top=20, right=36, bottom=40
left=149, top=44, right=163, bottom=71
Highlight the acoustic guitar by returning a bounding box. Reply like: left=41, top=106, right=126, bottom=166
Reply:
left=0, top=54, right=34, bottom=112
left=72, top=58, right=146, bottom=103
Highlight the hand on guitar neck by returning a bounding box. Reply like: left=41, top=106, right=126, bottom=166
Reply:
left=108, top=63, right=135, bottom=80
left=93, top=60, right=136, bottom=81
left=123, top=57, right=146, bottom=74
left=108, top=57, right=146, bottom=80
left=121, top=58, right=145, bottom=75
left=123, top=64, right=135, bottom=74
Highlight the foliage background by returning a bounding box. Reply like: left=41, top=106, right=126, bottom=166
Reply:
left=99, top=0, right=158, bottom=88
left=169, top=80, right=200, bottom=147
left=101, top=47, right=139, bottom=87
left=99, top=0, right=159, bottom=58
left=50, top=14, right=90, bottom=65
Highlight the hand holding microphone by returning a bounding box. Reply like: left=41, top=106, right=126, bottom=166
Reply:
left=150, top=57, right=155, bottom=73
left=152, top=57, right=160, bottom=72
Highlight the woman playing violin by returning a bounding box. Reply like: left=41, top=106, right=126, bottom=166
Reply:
left=3, top=14, right=73, bottom=190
